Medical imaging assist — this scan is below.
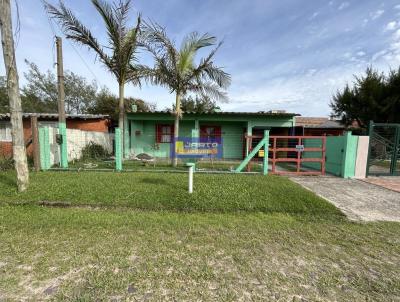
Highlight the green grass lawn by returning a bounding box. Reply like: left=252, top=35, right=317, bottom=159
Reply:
left=0, top=205, right=399, bottom=301
left=0, top=171, right=399, bottom=301
left=0, top=171, right=340, bottom=216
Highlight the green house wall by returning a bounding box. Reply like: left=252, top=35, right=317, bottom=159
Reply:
left=126, top=112, right=295, bottom=159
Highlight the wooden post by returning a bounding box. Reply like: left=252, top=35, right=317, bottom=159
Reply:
left=321, top=136, right=326, bottom=175
left=31, top=115, right=40, bottom=171
left=56, top=36, right=68, bottom=168
left=56, top=36, right=65, bottom=124
left=297, top=137, right=301, bottom=173
left=0, top=0, right=29, bottom=191
left=272, top=137, right=277, bottom=173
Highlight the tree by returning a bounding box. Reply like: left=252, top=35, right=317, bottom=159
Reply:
left=143, top=24, right=231, bottom=166
left=176, top=95, right=218, bottom=113
left=88, top=87, right=155, bottom=120
left=46, top=0, right=145, bottom=150
left=0, top=76, right=9, bottom=112
left=21, top=60, right=97, bottom=114
left=0, top=0, right=29, bottom=191
left=331, top=67, right=400, bottom=128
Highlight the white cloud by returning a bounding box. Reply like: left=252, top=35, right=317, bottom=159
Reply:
left=376, top=26, right=400, bottom=66
left=343, top=52, right=352, bottom=59
left=395, top=29, right=400, bottom=39
left=370, top=9, right=384, bottom=20
left=395, top=4, right=400, bottom=10
left=385, top=21, right=398, bottom=31
left=225, top=64, right=368, bottom=116
left=338, top=2, right=350, bottom=10
left=306, top=69, right=318, bottom=76
left=356, top=51, right=366, bottom=57
left=372, top=50, right=388, bottom=62
left=309, top=12, right=320, bottom=20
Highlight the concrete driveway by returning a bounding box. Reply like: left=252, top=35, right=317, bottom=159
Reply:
left=290, top=176, right=400, bottom=222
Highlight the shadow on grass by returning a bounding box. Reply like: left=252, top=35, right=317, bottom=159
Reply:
left=140, top=177, right=168, bottom=185
left=0, top=173, right=16, bottom=188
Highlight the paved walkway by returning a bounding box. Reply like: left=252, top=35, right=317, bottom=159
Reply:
left=290, top=176, right=400, bottom=222
left=361, top=177, right=400, bottom=193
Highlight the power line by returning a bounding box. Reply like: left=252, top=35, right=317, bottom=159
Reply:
left=64, top=37, right=101, bottom=84
left=41, top=2, right=102, bottom=85
left=41, top=0, right=57, bottom=37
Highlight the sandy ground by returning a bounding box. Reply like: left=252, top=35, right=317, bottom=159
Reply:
left=290, top=176, right=400, bottom=222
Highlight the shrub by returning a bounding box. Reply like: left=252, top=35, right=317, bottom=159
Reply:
left=0, top=156, right=14, bottom=171
left=81, top=142, right=110, bottom=160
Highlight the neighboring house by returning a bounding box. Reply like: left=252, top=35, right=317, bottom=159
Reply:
left=0, top=113, right=111, bottom=158
left=125, top=110, right=298, bottom=159
left=294, top=117, right=346, bottom=136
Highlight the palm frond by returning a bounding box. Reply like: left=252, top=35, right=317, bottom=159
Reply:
left=180, top=32, right=216, bottom=53
left=118, top=15, right=141, bottom=79
left=178, top=32, right=216, bottom=75
left=91, top=0, right=120, bottom=50
left=197, top=41, right=222, bottom=69
left=113, top=0, right=131, bottom=35
left=189, top=81, right=229, bottom=102
left=199, top=63, right=231, bottom=89
left=142, top=21, right=178, bottom=70
left=45, top=1, right=112, bottom=69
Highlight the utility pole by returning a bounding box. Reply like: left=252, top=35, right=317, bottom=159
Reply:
left=0, top=0, right=29, bottom=191
left=55, top=36, right=68, bottom=168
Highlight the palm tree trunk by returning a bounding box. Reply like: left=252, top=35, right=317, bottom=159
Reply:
left=0, top=0, right=29, bottom=191
left=118, top=82, right=125, bottom=157
left=172, top=93, right=181, bottom=167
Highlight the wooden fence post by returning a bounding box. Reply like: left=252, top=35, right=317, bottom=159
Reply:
left=31, top=115, right=40, bottom=171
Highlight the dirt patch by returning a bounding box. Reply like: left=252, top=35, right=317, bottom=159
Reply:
left=290, top=176, right=400, bottom=222
left=13, top=267, right=84, bottom=300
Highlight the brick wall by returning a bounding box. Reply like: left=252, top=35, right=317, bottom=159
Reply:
left=66, top=119, right=110, bottom=132
left=1, top=118, right=110, bottom=158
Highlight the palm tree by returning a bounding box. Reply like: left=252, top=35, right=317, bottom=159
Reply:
left=143, top=23, right=231, bottom=166
left=45, top=0, right=144, bottom=151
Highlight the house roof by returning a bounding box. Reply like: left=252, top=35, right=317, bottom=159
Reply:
left=0, top=113, right=110, bottom=120
left=295, top=117, right=345, bottom=128
left=129, top=110, right=299, bottom=118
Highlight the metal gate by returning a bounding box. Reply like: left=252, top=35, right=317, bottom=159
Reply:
left=367, top=122, right=400, bottom=176
left=246, top=135, right=326, bottom=175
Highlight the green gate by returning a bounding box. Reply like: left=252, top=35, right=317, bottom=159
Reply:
left=367, top=122, right=400, bottom=176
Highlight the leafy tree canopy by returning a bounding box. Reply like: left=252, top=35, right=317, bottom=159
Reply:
left=88, top=87, right=155, bottom=120
left=0, top=61, right=154, bottom=119
left=173, top=95, right=219, bottom=113
left=330, top=67, right=400, bottom=128
left=0, top=77, right=9, bottom=113
left=22, top=60, right=97, bottom=114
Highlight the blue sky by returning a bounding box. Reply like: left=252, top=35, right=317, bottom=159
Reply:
left=1, top=0, right=400, bottom=116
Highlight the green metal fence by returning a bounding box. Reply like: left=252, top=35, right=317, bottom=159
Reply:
left=367, top=122, right=400, bottom=176
left=303, top=132, right=359, bottom=178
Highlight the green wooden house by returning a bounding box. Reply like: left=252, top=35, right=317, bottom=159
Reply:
left=124, top=110, right=298, bottom=159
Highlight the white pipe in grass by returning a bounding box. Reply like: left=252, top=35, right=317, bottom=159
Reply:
left=188, top=165, right=193, bottom=193
left=186, top=163, right=195, bottom=193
